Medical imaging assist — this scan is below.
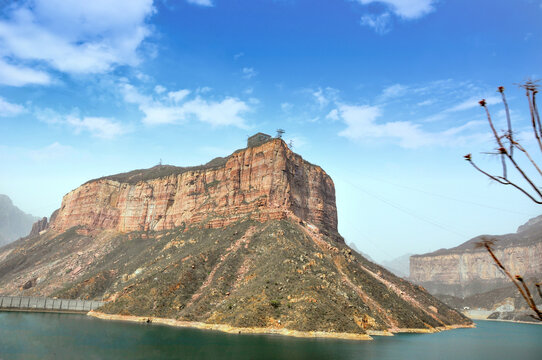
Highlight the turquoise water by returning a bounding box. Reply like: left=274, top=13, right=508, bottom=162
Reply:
left=0, top=312, right=541, bottom=360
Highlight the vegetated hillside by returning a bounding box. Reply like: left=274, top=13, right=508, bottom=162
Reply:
left=0, top=137, right=471, bottom=336
left=0, top=194, right=38, bottom=246
left=0, top=219, right=470, bottom=334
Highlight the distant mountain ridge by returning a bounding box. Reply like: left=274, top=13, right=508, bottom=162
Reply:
left=0, top=194, right=38, bottom=246
left=411, top=215, right=542, bottom=297
left=410, top=215, right=542, bottom=322
left=380, top=254, right=412, bottom=278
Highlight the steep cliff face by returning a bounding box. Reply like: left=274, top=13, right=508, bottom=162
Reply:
left=0, top=137, right=472, bottom=336
left=410, top=216, right=542, bottom=297
left=50, top=139, right=338, bottom=237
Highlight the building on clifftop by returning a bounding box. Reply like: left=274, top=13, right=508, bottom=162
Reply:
left=247, top=132, right=272, bottom=147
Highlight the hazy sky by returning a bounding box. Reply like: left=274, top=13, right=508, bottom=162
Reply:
left=1, top=0, right=541, bottom=262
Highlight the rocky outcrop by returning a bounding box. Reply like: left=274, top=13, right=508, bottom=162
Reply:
left=50, top=139, right=339, bottom=238
left=29, top=217, right=48, bottom=237
left=410, top=216, right=542, bottom=297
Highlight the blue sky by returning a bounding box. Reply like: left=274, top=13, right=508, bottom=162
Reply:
left=1, top=0, right=541, bottom=262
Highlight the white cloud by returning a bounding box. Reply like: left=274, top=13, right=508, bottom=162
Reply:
left=242, top=67, right=258, bottom=79
left=0, top=59, right=51, bottom=86
left=326, top=109, right=340, bottom=121
left=356, top=0, right=436, bottom=19
left=121, top=83, right=250, bottom=128
left=336, top=103, right=486, bottom=148
left=0, top=0, right=155, bottom=83
left=380, top=84, right=408, bottom=99
left=154, top=85, right=166, bottom=94
left=281, top=102, right=293, bottom=112
left=187, top=0, right=214, bottom=6
left=360, top=12, right=392, bottom=34
left=197, top=86, right=213, bottom=94
left=168, top=89, right=191, bottom=103
left=313, top=88, right=329, bottom=108
left=65, top=116, right=127, bottom=139
left=0, top=97, right=25, bottom=117
left=417, top=99, right=434, bottom=106
left=28, top=142, right=73, bottom=160
left=309, top=87, right=340, bottom=108
left=446, top=96, right=501, bottom=112
left=37, top=108, right=128, bottom=139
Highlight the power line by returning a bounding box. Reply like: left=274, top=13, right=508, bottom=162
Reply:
left=338, top=178, right=468, bottom=239
left=354, top=172, right=536, bottom=217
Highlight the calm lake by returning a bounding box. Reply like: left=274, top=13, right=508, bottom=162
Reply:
left=0, top=312, right=540, bottom=360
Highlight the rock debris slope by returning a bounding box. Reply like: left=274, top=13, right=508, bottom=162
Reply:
left=0, top=137, right=471, bottom=336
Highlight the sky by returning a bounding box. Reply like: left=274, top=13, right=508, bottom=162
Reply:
left=0, top=0, right=541, bottom=263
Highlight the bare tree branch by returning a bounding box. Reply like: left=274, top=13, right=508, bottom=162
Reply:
left=477, top=239, right=542, bottom=321
left=499, top=86, right=513, bottom=157
left=465, top=157, right=542, bottom=204
left=469, top=82, right=542, bottom=321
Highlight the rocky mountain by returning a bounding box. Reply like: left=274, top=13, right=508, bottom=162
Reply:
left=0, top=137, right=471, bottom=337
left=410, top=215, right=542, bottom=321
left=380, top=254, right=412, bottom=278
left=0, top=194, right=38, bottom=246
left=410, top=215, right=542, bottom=298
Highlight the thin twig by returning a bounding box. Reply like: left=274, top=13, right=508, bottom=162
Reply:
left=479, top=240, right=542, bottom=321
left=533, top=90, right=541, bottom=139
left=481, top=104, right=542, bottom=198
left=499, top=87, right=513, bottom=157
left=510, top=139, right=542, bottom=177
left=526, top=89, right=542, bottom=152
left=481, top=104, right=508, bottom=179
left=466, top=160, right=542, bottom=204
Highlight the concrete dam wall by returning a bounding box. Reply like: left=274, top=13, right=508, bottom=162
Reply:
left=0, top=296, right=103, bottom=313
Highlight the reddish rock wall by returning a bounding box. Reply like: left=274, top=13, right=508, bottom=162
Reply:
left=50, top=139, right=338, bottom=235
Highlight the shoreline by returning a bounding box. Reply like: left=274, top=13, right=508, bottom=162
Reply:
left=0, top=308, right=87, bottom=315
left=474, top=318, right=542, bottom=326
left=88, top=311, right=474, bottom=341
left=464, top=311, right=542, bottom=325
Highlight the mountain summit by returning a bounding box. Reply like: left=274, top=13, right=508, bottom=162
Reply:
left=0, top=136, right=471, bottom=338
left=0, top=194, right=38, bottom=246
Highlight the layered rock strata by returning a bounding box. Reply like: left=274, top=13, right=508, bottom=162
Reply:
left=410, top=216, right=542, bottom=297
left=50, top=139, right=338, bottom=237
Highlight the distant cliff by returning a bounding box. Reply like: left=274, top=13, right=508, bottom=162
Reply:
left=49, top=139, right=339, bottom=238
left=0, top=194, right=38, bottom=246
left=410, top=215, right=542, bottom=298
